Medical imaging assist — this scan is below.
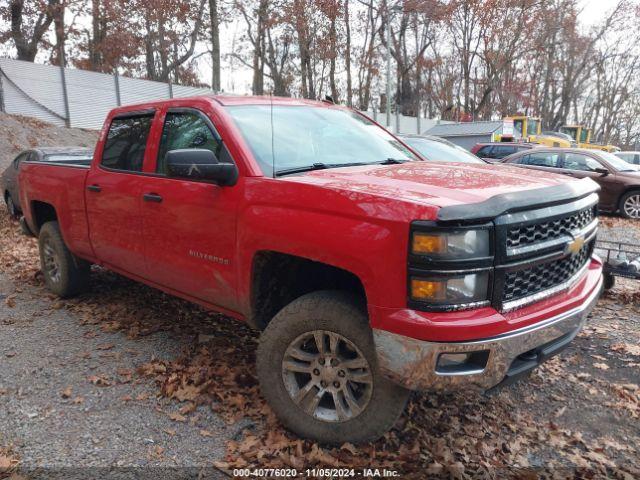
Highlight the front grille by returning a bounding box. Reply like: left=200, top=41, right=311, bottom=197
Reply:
left=506, top=206, right=595, bottom=249
left=502, top=243, right=592, bottom=303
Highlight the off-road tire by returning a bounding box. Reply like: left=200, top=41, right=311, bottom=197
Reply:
left=619, top=190, right=640, bottom=219
left=38, top=221, right=90, bottom=297
left=256, top=290, right=410, bottom=445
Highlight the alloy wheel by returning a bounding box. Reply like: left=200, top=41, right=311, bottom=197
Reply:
left=282, top=330, right=373, bottom=422
left=42, top=241, right=61, bottom=283
left=624, top=194, right=640, bottom=219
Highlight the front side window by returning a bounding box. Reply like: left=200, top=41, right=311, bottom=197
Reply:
left=563, top=153, right=601, bottom=172
left=518, top=152, right=560, bottom=167
left=226, top=105, right=418, bottom=176
left=157, top=111, right=222, bottom=175
left=101, top=114, right=154, bottom=172
left=527, top=119, right=539, bottom=136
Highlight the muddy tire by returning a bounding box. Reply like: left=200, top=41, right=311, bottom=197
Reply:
left=256, top=290, right=410, bottom=444
left=38, top=221, right=90, bottom=297
left=620, top=190, right=640, bottom=219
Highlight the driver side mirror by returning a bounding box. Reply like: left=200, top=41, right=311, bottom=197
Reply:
left=593, top=167, right=609, bottom=176
left=166, top=149, right=238, bottom=186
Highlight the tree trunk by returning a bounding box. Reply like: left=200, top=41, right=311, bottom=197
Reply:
left=10, top=0, right=56, bottom=62
left=51, top=0, right=65, bottom=66
left=328, top=5, right=338, bottom=102
left=209, top=0, right=221, bottom=91
left=344, top=0, right=352, bottom=106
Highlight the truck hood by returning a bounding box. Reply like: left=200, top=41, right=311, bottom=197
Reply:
left=283, top=162, right=582, bottom=211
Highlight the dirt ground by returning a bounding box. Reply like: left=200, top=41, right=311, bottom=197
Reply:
left=0, top=113, right=98, bottom=170
left=0, top=210, right=639, bottom=479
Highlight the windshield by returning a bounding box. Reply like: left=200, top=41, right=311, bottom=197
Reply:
left=560, top=127, right=577, bottom=141
left=598, top=151, right=640, bottom=171
left=402, top=137, right=484, bottom=164
left=226, top=105, right=418, bottom=176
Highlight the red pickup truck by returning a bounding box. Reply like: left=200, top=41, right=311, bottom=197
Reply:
left=19, top=95, right=603, bottom=444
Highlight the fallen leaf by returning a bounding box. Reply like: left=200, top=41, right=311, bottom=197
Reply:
left=61, top=386, right=72, bottom=399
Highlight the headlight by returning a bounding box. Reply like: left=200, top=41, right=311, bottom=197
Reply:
left=410, top=272, right=489, bottom=305
left=412, top=229, right=490, bottom=260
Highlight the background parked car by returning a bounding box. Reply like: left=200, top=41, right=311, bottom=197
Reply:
left=615, top=151, right=640, bottom=165
left=501, top=147, right=640, bottom=218
left=399, top=134, right=485, bottom=163
left=470, top=142, right=538, bottom=161
left=2, top=147, right=93, bottom=217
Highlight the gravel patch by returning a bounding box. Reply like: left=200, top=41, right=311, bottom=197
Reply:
left=0, top=272, right=234, bottom=479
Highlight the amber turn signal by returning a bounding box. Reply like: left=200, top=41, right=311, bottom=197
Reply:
left=412, top=233, right=447, bottom=255
left=411, top=278, right=446, bottom=301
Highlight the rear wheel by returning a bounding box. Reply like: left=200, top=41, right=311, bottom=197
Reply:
left=38, top=221, right=90, bottom=297
left=620, top=191, right=640, bottom=219
left=256, top=291, right=410, bottom=444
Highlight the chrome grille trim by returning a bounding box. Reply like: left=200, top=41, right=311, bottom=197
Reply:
left=501, top=261, right=590, bottom=313
left=506, top=218, right=598, bottom=257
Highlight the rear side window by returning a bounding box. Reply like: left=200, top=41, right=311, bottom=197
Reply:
left=101, top=114, right=154, bottom=172
left=492, top=145, right=517, bottom=159
left=157, top=111, right=222, bottom=175
left=476, top=146, right=493, bottom=158
left=517, top=152, right=560, bottom=167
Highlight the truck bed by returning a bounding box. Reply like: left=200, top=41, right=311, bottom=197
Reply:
left=19, top=161, right=94, bottom=259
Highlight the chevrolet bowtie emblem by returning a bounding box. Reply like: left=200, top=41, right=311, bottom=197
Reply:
left=565, top=234, right=585, bottom=256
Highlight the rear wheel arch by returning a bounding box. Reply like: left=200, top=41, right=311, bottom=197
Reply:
left=30, top=201, right=58, bottom=235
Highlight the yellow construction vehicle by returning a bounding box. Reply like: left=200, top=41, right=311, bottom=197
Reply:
left=498, top=116, right=573, bottom=147
left=559, top=125, right=620, bottom=152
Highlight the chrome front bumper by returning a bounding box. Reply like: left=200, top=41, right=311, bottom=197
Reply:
left=373, top=276, right=602, bottom=391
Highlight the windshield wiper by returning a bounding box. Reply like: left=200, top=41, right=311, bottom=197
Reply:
left=275, top=162, right=374, bottom=177
left=379, top=158, right=411, bottom=165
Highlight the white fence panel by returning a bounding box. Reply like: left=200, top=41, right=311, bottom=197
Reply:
left=0, top=58, right=67, bottom=126
left=66, top=68, right=118, bottom=130
left=172, top=84, right=210, bottom=98
left=119, top=76, right=170, bottom=105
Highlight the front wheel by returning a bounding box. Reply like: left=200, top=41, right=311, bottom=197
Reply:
left=620, top=191, right=640, bottom=219
left=256, top=291, right=410, bottom=444
left=38, top=221, right=90, bottom=297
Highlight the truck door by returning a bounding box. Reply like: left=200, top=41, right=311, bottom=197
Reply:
left=85, top=112, right=155, bottom=276
left=140, top=108, right=240, bottom=312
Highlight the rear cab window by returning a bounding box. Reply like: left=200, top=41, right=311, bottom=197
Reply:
left=101, top=114, right=154, bottom=172
left=476, top=146, right=494, bottom=158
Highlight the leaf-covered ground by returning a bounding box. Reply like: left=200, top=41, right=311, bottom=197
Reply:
left=0, top=211, right=639, bottom=479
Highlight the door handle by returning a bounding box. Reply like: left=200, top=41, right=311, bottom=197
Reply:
left=143, top=193, right=163, bottom=203
left=87, top=184, right=101, bottom=192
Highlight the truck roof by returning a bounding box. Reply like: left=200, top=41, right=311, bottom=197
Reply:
left=111, top=94, right=333, bottom=114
